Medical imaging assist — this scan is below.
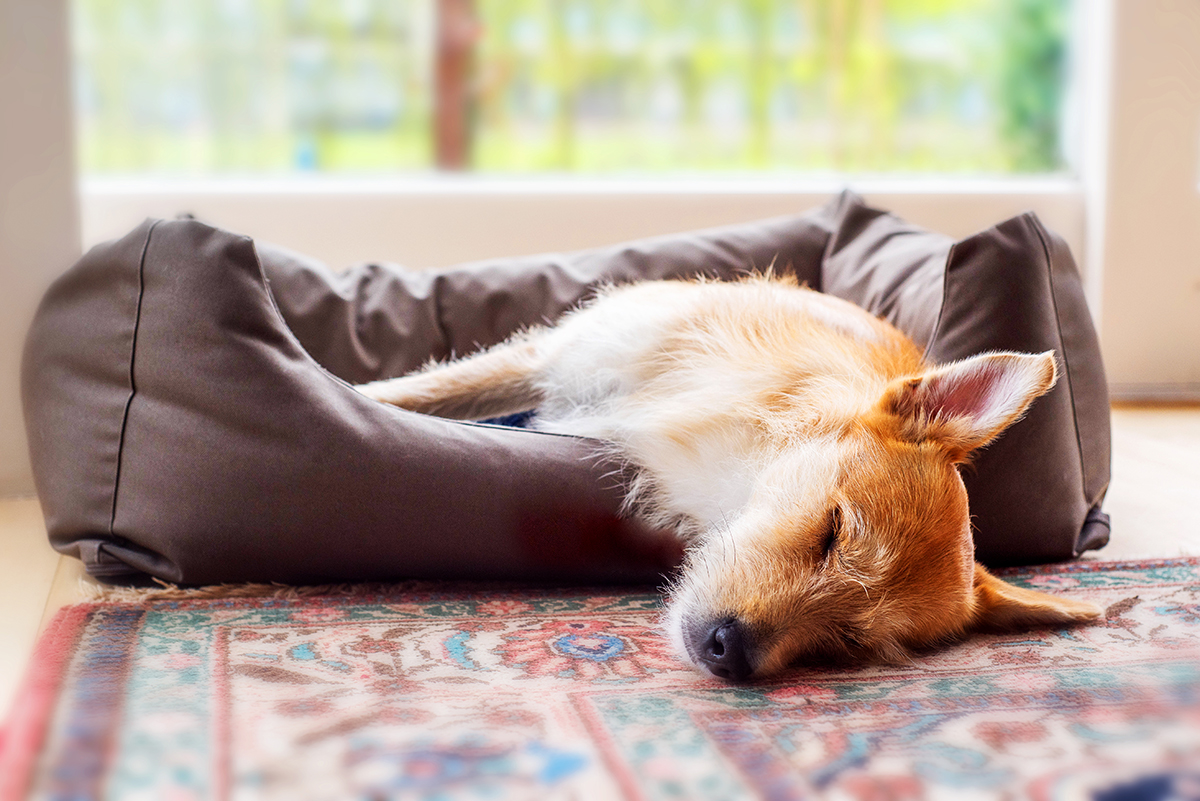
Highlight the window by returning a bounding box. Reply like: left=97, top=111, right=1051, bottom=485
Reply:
left=73, top=0, right=1076, bottom=177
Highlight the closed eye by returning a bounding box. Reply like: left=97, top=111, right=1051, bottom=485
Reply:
left=819, top=507, right=842, bottom=560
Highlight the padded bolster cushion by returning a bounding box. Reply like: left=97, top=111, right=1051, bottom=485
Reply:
left=22, top=191, right=1109, bottom=585
left=819, top=196, right=1111, bottom=564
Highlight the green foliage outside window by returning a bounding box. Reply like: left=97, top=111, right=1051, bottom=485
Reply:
left=72, top=0, right=1073, bottom=176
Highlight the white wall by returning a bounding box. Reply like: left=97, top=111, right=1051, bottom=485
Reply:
left=1098, top=0, right=1200, bottom=399
left=0, top=0, right=81, bottom=496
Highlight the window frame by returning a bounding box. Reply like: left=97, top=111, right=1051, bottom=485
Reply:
left=76, top=0, right=1099, bottom=285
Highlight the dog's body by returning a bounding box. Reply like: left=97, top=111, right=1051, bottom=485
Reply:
left=358, top=276, right=1100, bottom=681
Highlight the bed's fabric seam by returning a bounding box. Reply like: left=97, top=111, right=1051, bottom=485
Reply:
left=109, top=219, right=159, bottom=537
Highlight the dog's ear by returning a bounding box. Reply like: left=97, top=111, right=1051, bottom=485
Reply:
left=878, top=351, right=1057, bottom=461
left=970, top=564, right=1101, bottom=631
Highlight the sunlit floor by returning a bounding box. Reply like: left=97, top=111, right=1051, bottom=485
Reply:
left=2, top=404, right=1198, bottom=719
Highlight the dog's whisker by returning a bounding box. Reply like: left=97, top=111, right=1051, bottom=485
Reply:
left=718, top=509, right=736, bottom=574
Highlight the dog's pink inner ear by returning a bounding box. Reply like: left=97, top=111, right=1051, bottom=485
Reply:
left=970, top=564, right=1102, bottom=631
left=883, top=351, right=1058, bottom=458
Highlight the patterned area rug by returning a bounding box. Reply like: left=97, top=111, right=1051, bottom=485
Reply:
left=3, top=558, right=1199, bottom=800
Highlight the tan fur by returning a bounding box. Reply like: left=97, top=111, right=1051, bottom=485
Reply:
left=358, top=276, right=1101, bottom=680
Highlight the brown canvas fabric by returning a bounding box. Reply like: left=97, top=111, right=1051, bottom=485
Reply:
left=21, top=192, right=1109, bottom=584
left=262, top=210, right=832, bottom=384
left=819, top=196, right=1111, bottom=564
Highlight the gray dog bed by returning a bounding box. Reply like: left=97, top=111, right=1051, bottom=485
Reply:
left=22, top=192, right=1111, bottom=585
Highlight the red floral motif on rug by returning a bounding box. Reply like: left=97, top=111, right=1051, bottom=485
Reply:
left=1, top=559, right=1198, bottom=800
left=497, top=617, right=677, bottom=681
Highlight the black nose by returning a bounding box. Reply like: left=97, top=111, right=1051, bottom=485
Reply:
left=695, top=618, right=753, bottom=681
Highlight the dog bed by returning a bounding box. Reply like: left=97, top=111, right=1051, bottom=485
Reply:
left=21, top=191, right=1111, bottom=585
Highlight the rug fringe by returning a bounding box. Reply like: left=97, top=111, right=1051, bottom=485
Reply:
left=79, top=579, right=431, bottom=603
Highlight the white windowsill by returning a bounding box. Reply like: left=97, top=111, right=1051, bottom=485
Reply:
left=82, top=173, right=1082, bottom=197
left=79, top=173, right=1089, bottom=278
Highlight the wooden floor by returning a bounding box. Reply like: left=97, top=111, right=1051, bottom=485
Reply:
left=2, top=404, right=1198, bottom=718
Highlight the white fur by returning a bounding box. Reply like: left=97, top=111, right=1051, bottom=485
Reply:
left=513, top=282, right=889, bottom=529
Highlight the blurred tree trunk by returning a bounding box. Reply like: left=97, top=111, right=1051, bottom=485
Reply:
left=435, top=0, right=478, bottom=170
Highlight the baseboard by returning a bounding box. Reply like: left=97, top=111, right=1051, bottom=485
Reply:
left=1109, top=383, right=1200, bottom=403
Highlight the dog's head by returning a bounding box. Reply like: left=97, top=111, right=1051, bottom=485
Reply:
left=665, top=350, right=1101, bottom=681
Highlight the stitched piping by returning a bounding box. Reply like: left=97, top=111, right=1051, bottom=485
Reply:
left=922, top=240, right=956, bottom=362
left=109, top=219, right=160, bottom=536
left=1027, top=214, right=1090, bottom=505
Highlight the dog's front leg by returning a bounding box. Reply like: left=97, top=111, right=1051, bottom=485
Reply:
left=355, top=332, right=550, bottom=420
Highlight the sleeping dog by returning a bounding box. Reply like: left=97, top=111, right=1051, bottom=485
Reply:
left=357, top=275, right=1100, bottom=681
